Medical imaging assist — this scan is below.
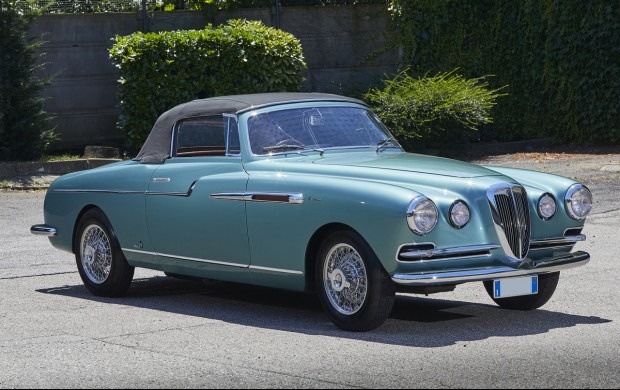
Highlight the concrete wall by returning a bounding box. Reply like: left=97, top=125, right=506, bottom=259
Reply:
left=31, top=5, right=399, bottom=150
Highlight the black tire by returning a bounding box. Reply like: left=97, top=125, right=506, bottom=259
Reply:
left=74, top=208, right=134, bottom=297
left=316, top=230, right=395, bottom=332
left=483, top=272, right=560, bottom=311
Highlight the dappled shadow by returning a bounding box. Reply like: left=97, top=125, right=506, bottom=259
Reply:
left=37, top=275, right=612, bottom=348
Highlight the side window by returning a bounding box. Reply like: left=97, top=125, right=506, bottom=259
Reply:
left=175, top=116, right=239, bottom=157
left=227, top=118, right=241, bottom=155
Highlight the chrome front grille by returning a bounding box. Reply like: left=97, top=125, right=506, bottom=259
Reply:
left=487, top=184, right=531, bottom=262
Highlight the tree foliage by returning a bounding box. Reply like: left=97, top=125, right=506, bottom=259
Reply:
left=0, top=1, right=55, bottom=161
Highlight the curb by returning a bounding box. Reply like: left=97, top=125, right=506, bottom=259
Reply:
left=0, top=159, right=121, bottom=180
left=465, top=138, right=554, bottom=157
left=0, top=138, right=556, bottom=181
left=1, top=138, right=607, bottom=191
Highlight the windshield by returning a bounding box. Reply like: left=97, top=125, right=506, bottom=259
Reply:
left=247, top=106, right=398, bottom=155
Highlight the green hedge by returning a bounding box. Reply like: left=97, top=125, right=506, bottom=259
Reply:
left=110, top=19, right=306, bottom=150
left=388, top=0, right=620, bottom=144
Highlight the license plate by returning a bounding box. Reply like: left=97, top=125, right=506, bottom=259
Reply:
left=493, top=276, right=538, bottom=299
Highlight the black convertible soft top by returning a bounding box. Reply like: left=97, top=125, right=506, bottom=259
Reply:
left=134, top=92, right=366, bottom=164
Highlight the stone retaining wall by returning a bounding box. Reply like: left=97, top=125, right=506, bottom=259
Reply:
left=31, top=5, right=399, bottom=150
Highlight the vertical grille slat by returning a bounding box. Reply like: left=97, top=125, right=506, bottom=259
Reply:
left=488, top=185, right=531, bottom=261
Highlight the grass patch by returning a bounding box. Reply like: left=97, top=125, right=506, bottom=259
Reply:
left=40, top=153, right=81, bottom=162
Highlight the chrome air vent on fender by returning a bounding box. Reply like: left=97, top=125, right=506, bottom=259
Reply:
left=487, top=184, right=531, bottom=264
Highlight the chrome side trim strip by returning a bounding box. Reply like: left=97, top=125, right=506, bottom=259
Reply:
left=50, top=189, right=145, bottom=195
left=398, top=244, right=500, bottom=262
left=158, top=253, right=248, bottom=268
left=122, top=248, right=157, bottom=256
left=146, top=191, right=191, bottom=197
left=392, top=251, right=590, bottom=286
left=209, top=193, right=248, bottom=202
left=147, top=181, right=197, bottom=197
left=51, top=182, right=198, bottom=198
left=30, top=225, right=57, bottom=237
left=122, top=248, right=245, bottom=268
left=121, top=248, right=303, bottom=275
left=288, top=193, right=305, bottom=204
left=210, top=192, right=304, bottom=204
left=249, top=265, right=304, bottom=275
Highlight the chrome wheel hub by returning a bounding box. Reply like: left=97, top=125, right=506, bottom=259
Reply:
left=323, top=243, right=368, bottom=315
left=84, top=245, right=96, bottom=266
left=80, top=225, right=112, bottom=285
left=328, top=269, right=351, bottom=292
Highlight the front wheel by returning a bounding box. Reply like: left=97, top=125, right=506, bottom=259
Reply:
left=316, top=230, right=395, bottom=332
left=75, top=209, right=134, bottom=297
left=483, top=272, right=560, bottom=310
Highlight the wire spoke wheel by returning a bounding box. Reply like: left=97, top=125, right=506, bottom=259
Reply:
left=80, top=225, right=112, bottom=284
left=323, top=243, right=368, bottom=315
left=317, top=230, right=395, bottom=332
left=74, top=209, right=134, bottom=297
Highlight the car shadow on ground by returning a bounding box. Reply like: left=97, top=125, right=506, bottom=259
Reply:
left=37, top=275, right=612, bottom=348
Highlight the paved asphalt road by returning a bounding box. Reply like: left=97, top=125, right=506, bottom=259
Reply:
left=1, top=152, right=619, bottom=388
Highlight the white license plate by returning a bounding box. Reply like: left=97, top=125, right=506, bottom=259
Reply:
left=493, top=276, right=538, bottom=299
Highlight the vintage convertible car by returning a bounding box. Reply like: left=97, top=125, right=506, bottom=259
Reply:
left=32, top=93, right=592, bottom=331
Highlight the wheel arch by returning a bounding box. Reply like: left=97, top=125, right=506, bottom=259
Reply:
left=72, top=205, right=106, bottom=254
left=305, top=223, right=352, bottom=292
left=304, top=223, right=388, bottom=292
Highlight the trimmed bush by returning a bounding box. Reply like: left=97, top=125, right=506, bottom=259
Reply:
left=110, top=19, right=306, bottom=150
left=364, top=70, right=505, bottom=151
left=0, top=1, right=55, bottom=161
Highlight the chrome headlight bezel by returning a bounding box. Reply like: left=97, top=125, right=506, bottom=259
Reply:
left=565, top=184, right=593, bottom=220
left=537, top=193, right=557, bottom=220
left=449, top=200, right=470, bottom=229
left=407, top=197, right=439, bottom=236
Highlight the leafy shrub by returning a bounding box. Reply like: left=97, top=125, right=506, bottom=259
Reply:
left=0, top=1, right=56, bottom=161
left=364, top=69, right=505, bottom=151
left=110, top=19, right=306, bottom=150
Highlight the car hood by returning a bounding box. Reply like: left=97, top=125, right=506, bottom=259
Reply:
left=312, top=152, right=502, bottom=179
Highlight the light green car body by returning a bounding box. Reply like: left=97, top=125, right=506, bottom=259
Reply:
left=38, top=100, right=590, bottom=293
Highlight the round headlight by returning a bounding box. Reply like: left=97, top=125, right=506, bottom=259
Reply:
left=565, top=184, right=593, bottom=220
left=538, top=193, right=557, bottom=220
left=407, top=197, right=438, bottom=235
left=449, top=201, right=470, bottom=228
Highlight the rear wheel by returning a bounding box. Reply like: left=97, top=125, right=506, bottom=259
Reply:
left=483, top=272, right=560, bottom=310
left=75, top=209, right=134, bottom=297
left=316, top=230, right=395, bottom=331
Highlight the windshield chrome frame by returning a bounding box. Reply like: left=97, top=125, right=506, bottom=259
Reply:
left=241, top=102, right=402, bottom=159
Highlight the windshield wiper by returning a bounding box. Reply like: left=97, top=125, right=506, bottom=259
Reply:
left=376, top=137, right=401, bottom=154
left=264, top=144, right=325, bottom=156
left=263, top=144, right=306, bottom=153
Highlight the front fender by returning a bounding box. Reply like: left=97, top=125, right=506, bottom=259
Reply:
left=245, top=172, right=419, bottom=275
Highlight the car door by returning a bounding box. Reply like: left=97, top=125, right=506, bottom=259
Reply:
left=145, top=115, right=251, bottom=271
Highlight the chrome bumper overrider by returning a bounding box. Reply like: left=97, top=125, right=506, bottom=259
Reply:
left=392, top=251, right=590, bottom=286
left=30, top=224, right=57, bottom=237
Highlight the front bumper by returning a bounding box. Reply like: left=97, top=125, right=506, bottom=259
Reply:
left=392, top=251, right=590, bottom=286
